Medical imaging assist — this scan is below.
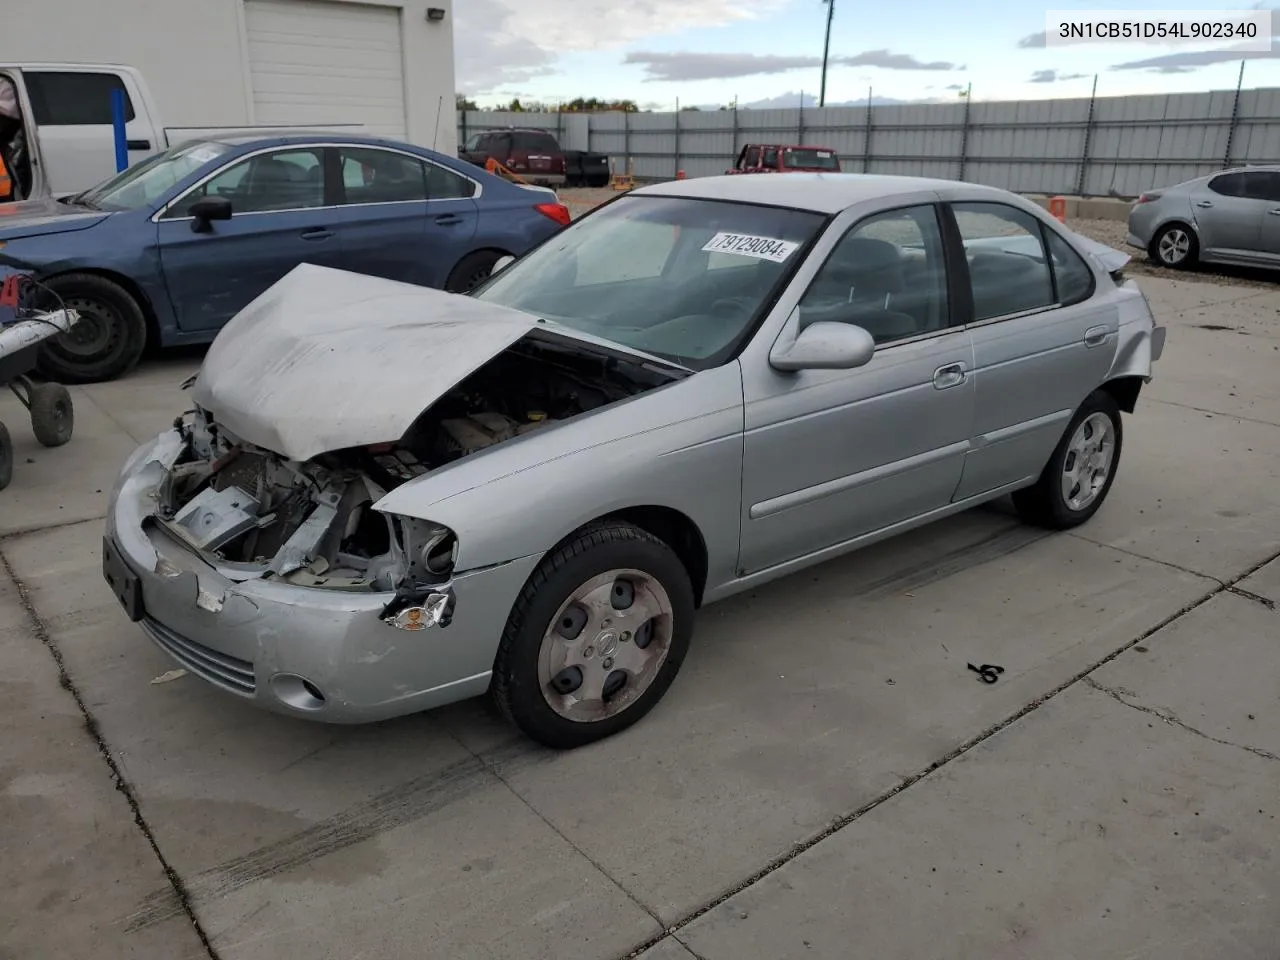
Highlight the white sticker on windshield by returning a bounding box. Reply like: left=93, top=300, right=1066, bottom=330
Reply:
left=186, top=146, right=223, bottom=165
left=701, top=232, right=799, bottom=264
left=817, top=151, right=832, bottom=158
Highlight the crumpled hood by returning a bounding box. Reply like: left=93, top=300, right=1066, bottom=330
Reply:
left=0, top=197, right=111, bottom=239
left=190, top=263, right=685, bottom=462
left=192, top=264, right=544, bottom=461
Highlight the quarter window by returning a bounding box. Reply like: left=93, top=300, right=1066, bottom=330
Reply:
left=1042, top=227, right=1095, bottom=306
left=340, top=147, right=429, bottom=204
left=24, top=71, right=136, bottom=125
left=952, top=202, right=1055, bottom=321
left=1207, top=173, right=1245, bottom=197
left=798, top=204, right=950, bottom=345
left=165, top=147, right=325, bottom=217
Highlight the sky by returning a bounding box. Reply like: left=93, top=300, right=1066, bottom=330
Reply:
left=453, top=0, right=1280, bottom=109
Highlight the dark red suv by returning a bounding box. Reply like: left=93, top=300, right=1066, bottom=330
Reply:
left=460, top=129, right=567, bottom=187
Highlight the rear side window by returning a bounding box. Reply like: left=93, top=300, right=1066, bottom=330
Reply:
left=512, top=132, right=559, bottom=153
left=339, top=147, right=429, bottom=204
left=24, top=71, right=136, bottom=125
left=1208, top=173, right=1245, bottom=197
left=426, top=161, right=477, bottom=199
left=952, top=201, right=1055, bottom=321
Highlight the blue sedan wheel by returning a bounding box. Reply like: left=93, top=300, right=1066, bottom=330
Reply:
left=37, top=273, right=149, bottom=384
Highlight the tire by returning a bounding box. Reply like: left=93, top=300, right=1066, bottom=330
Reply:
left=1013, top=389, right=1123, bottom=530
left=29, top=383, right=74, bottom=448
left=445, top=250, right=506, bottom=294
left=0, top=421, right=12, bottom=491
left=491, top=520, right=696, bottom=749
left=1148, top=222, right=1198, bottom=270
left=36, top=273, right=148, bottom=384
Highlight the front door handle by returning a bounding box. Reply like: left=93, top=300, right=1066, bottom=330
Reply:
left=1084, top=324, right=1109, bottom=347
left=126, top=138, right=151, bottom=151
left=1194, top=200, right=1213, bottom=208
left=300, top=228, right=334, bottom=241
left=435, top=214, right=464, bottom=226
left=1268, top=209, right=1280, bottom=216
left=933, top=362, right=966, bottom=389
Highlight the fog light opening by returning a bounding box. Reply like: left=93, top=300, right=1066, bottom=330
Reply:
left=270, top=674, right=327, bottom=711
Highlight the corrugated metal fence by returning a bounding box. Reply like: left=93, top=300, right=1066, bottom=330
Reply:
left=458, top=86, right=1280, bottom=197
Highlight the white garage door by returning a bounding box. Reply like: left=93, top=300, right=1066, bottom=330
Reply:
left=245, top=0, right=407, bottom=138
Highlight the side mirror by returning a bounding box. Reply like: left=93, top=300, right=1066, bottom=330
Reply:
left=189, top=196, right=232, bottom=234
left=770, top=320, right=875, bottom=372
left=492, top=255, right=515, bottom=275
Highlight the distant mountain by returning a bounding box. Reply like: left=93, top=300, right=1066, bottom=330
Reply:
left=692, top=92, right=937, bottom=111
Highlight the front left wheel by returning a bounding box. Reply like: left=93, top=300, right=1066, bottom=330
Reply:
left=491, top=521, right=695, bottom=749
left=36, top=273, right=148, bottom=384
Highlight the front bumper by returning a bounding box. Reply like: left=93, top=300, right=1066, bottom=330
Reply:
left=103, top=431, right=541, bottom=723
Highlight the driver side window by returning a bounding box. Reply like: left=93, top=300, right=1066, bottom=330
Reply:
left=798, top=205, right=950, bottom=345
left=164, top=147, right=326, bottom=218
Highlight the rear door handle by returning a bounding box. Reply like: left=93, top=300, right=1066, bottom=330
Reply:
left=933, top=362, right=966, bottom=389
left=1084, top=324, right=1109, bottom=347
left=1194, top=200, right=1213, bottom=208
left=1269, top=209, right=1280, bottom=216
left=434, top=213, right=464, bottom=225
left=126, top=139, right=151, bottom=150
left=300, top=228, right=334, bottom=241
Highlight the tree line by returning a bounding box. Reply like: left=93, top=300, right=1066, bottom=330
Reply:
left=457, top=96, right=733, bottom=113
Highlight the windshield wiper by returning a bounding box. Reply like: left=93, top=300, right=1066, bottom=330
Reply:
left=57, top=192, right=99, bottom=210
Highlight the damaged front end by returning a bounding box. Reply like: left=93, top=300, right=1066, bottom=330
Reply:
left=155, top=408, right=455, bottom=628
left=138, top=331, right=681, bottom=631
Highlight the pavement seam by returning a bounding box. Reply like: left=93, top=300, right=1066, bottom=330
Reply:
left=1083, top=676, right=1280, bottom=763
left=1146, top=397, right=1280, bottom=430
left=0, top=514, right=106, bottom=544
left=0, top=547, right=220, bottom=960
left=1064, top=535, right=1227, bottom=586
left=616, top=542, right=1280, bottom=960
left=455, top=733, right=671, bottom=940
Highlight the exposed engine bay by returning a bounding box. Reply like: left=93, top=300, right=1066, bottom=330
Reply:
left=151, top=339, right=678, bottom=593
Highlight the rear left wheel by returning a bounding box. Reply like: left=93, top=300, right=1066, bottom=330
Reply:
left=1149, top=223, right=1198, bottom=270
left=492, top=521, right=695, bottom=749
left=1013, top=389, right=1123, bottom=530
left=445, top=251, right=506, bottom=294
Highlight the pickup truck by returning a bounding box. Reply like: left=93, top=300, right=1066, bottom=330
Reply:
left=0, top=63, right=362, bottom=200
left=727, top=143, right=842, bottom=175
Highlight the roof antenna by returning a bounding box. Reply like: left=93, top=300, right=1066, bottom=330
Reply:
left=432, top=95, right=443, bottom=150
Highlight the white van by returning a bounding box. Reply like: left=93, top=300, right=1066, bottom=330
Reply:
left=0, top=63, right=363, bottom=200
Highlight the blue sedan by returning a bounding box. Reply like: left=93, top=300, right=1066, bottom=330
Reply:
left=0, top=135, right=572, bottom=383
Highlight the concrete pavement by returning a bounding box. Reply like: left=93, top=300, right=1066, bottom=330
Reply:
left=0, top=272, right=1277, bottom=959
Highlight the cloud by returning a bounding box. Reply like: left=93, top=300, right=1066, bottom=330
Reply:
left=945, top=83, right=966, bottom=90
left=740, top=91, right=924, bottom=109
left=1110, top=42, right=1280, bottom=73
left=1029, top=69, right=1090, bottom=83
left=625, top=49, right=961, bottom=83
left=1018, top=30, right=1047, bottom=48
left=454, top=0, right=787, bottom=93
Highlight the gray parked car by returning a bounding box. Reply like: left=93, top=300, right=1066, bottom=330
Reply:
left=1127, top=165, right=1280, bottom=270
left=103, top=174, right=1166, bottom=749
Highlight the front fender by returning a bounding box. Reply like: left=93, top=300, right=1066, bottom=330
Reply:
left=374, top=363, right=746, bottom=589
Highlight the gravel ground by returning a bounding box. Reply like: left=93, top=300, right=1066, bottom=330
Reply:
left=552, top=187, right=1280, bottom=292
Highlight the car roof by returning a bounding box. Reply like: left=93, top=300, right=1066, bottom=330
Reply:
left=634, top=173, right=1012, bottom=215
left=208, top=132, right=427, bottom=149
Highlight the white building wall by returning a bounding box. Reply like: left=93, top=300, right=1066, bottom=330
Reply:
left=0, top=0, right=456, bottom=154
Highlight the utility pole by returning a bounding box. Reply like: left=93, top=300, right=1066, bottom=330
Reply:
left=819, top=0, right=835, bottom=107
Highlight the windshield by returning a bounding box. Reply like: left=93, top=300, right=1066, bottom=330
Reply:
left=474, top=195, right=826, bottom=369
left=77, top=140, right=232, bottom=211
left=784, top=148, right=840, bottom=171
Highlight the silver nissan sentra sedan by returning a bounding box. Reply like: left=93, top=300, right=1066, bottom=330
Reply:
left=103, top=174, right=1167, bottom=749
